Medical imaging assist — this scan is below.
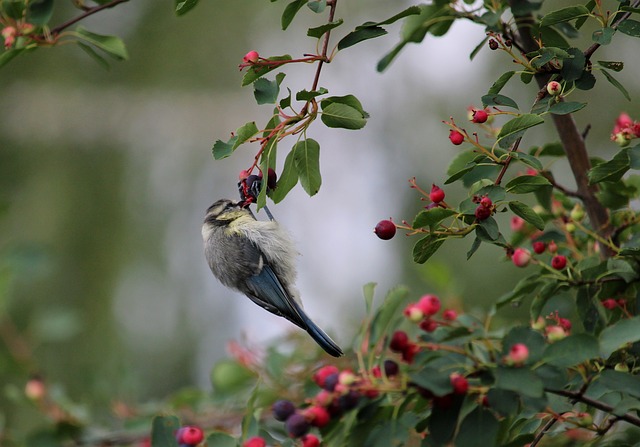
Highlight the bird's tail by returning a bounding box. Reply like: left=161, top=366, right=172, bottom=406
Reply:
left=298, top=309, right=343, bottom=357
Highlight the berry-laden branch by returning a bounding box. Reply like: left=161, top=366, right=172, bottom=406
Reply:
left=508, top=0, right=614, bottom=257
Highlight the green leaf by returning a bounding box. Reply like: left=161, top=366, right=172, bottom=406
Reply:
left=362, top=282, right=376, bottom=315
left=72, top=27, right=128, bottom=60
left=542, top=333, right=599, bottom=367
left=320, top=94, right=367, bottom=115
left=282, top=0, right=306, bottom=30
left=601, top=69, right=631, bottom=101
left=509, top=201, right=545, bottom=230
left=495, top=367, right=544, bottom=398
left=242, top=55, right=292, bottom=87
left=369, top=286, right=410, bottom=348
left=617, top=19, right=640, bottom=37
left=270, top=149, right=298, bottom=203
left=606, top=258, right=639, bottom=283
left=307, top=19, right=344, bottom=38
left=413, top=235, right=445, bottom=264
left=592, top=27, right=616, bottom=45
left=205, top=433, right=236, bottom=447
left=548, top=101, right=587, bottom=115
left=175, top=0, right=199, bottom=16
left=466, top=237, right=481, bottom=260
left=77, top=42, right=109, bottom=69
left=536, top=142, right=565, bottom=157
left=481, top=94, right=518, bottom=109
left=456, top=407, right=499, bottom=447
left=588, top=148, right=631, bottom=184
left=253, top=74, right=284, bottom=105
left=597, top=60, right=624, bottom=72
left=505, top=175, right=552, bottom=193
left=320, top=95, right=368, bottom=129
left=338, top=26, right=388, bottom=51
left=151, top=415, right=180, bottom=447
left=410, top=368, right=452, bottom=396
left=540, top=5, right=590, bottom=27
left=598, top=369, right=640, bottom=398
left=292, top=138, right=321, bottom=196
left=0, top=47, right=28, bottom=68
left=476, top=217, right=499, bottom=241
left=599, top=316, right=640, bottom=357
left=497, top=115, right=545, bottom=148
left=212, top=137, right=236, bottom=160
left=496, top=275, right=540, bottom=309
left=28, top=0, right=53, bottom=25
left=307, top=0, right=325, bottom=13
left=559, top=47, right=585, bottom=82
left=412, top=208, right=457, bottom=229
left=510, top=152, right=543, bottom=171
left=233, top=122, right=259, bottom=150
left=296, top=87, right=328, bottom=101
left=488, top=71, right=516, bottom=95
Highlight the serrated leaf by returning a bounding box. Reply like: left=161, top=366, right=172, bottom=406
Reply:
left=307, top=19, right=344, bottom=38
left=549, top=101, right=587, bottom=115
left=412, top=208, right=457, bottom=229
left=601, top=69, right=631, bottom=100
left=505, top=175, right=552, bottom=193
left=497, top=114, right=545, bottom=147
left=599, top=316, right=640, bottom=357
left=242, top=55, right=292, bottom=87
left=542, top=333, right=599, bottom=367
left=296, top=87, right=328, bottom=101
left=270, top=149, right=298, bottom=203
left=588, top=148, right=630, bottom=184
left=509, top=201, right=545, bottom=230
left=320, top=102, right=367, bottom=129
left=282, top=0, right=306, bottom=30
left=212, top=137, right=237, bottom=160
left=72, top=27, right=128, bottom=60
left=617, top=19, right=640, bottom=37
left=413, top=235, right=445, bottom=264
left=292, top=138, right=321, bottom=196
left=488, top=71, right=516, bottom=95
left=253, top=76, right=282, bottom=105
left=540, top=5, right=590, bottom=27
left=597, top=60, right=624, bottom=72
left=233, top=122, right=259, bottom=150
left=482, top=94, right=519, bottom=109
left=175, top=0, right=198, bottom=16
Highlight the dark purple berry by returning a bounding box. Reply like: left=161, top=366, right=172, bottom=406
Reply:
left=322, top=372, right=339, bottom=391
left=338, top=390, right=360, bottom=411
left=285, top=413, right=310, bottom=438
left=272, top=399, right=296, bottom=421
left=374, top=220, right=396, bottom=240
left=383, top=360, right=399, bottom=377
left=488, top=39, right=499, bottom=50
left=267, top=168, right=277, bottom=190
left=475, top=205, right=492, bottom=221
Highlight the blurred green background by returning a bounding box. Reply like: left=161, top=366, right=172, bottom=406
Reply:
left=1, top=0, right=638, bottom=439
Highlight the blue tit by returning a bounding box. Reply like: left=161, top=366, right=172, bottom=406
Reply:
left=202, top=199, right=343, bottom=357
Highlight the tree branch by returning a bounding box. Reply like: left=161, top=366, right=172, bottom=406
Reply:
left=546, top=388, right=640, bottom=427
left=49, top=0, right=130, bottom=36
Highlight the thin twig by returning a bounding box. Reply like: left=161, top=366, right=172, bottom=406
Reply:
left=49, top=0, right=130, bottom=36
left=494, top=137, right=522, bottom=186
left=546, top=388, right=640, bottom=427
left=583, top=0, right=640, bottom=61
left=530, top=415, right=561, bottom=447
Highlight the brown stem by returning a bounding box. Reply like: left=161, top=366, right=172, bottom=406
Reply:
left=49, top=0, right=130, bottom=36
left=546, top=388, right=640, bottom=427
left=494, top=137, right=522, bottom=185
left=509, top=0, right=614, bottom=257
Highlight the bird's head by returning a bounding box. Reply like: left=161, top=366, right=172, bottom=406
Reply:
left=204, top=199, right=253, bottom=227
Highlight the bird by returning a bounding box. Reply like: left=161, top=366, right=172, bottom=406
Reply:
left=202, top=198, right=343, bottom=357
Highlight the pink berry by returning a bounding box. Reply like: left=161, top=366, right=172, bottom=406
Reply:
left=510, top=216, right=525, bottom=232
left=512, top=248, right=532, bottom=268
left=442, top=309, right=457, bottom=321
left=559, top=318, right=572, bottom=332
left=480, top=196, right=492, bottom=208
left=305, top=405, right=331, bottom=428
left=532, top=241, right=546, bottom=254
left=403, top=303, right=424, bottom=322
left=178, top=426, right=204, bottom=445
left=239, top=169, right=250, bottom=181
left=429, top=184, right=445, bottom=203
left=449, top=130, right=465, bottom=145
left=417, top=294, right=441, bottom=316
left=243, top=50, right=260, bottom=63
left=475, top=204, right=492, bottom=221
left=338, top=370, right=357, bottom=386
left=374, top=219, right=396, bottom=240
left=471, top=109, right=489, bottom=124
left=450, top=373, right=469, bottom=395
left=551, top=255, right=567, bottom=270
left=547, top=240, right=558, bottom=253
left=602, top=298, right=617, bottom=310
left=243, top=436, right=267, bottom=447
left=507, top=343, right=529, bottom=365
left=313, top=365, right=339, bottom=388
left=546, top=325, right=567, bottom=342
left=302, top=434, right=321, bottom=447
left=547, top=81, right=561, bottom=96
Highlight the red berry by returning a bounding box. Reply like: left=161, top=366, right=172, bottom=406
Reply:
left=302, top=434, right=321, bottom=447
left=266, top=168, right=277, bottom=190
left=558, top=318, right=572, bottom=331
left=417, top=294, right=441, bottom=316
left=480, top=196, right=492, bottom=208
left=374, top=219, right=396, bottom=240
left=442, top=309, right=458, bottom=320
left=177, top=426, right=204, bottom=445
left=471, top=109, right=489, bottom=124
left=243, top=50, right=260, bottom=63
left=450, top=373, right=469, bottom=395
left=429, top=184, right=445, bottom=203
left=475, top=204, right=492, bottom=221
left=313, top=365, right=339, bottom=388
left=532, top=241, right=546, bottom=254
left=305, top=405, right=331, bottom=428
left=551, top=255, right=567, bottom=270
left=243, top=436, right=266, bottom=447
left=389, top=331, right=409, bottom=352
left=449, top=130, right=465, bottom=145
left=512, top=248, right=531, bottom=268
left=238, top=169, right=250, bottom=181
left=419, top=318, right=438, bottom=332
left=401, top=343, right=420, bottom=363
left=602, top=298, right=617, bottom=310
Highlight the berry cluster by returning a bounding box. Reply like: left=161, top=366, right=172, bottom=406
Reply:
left=610, top=112, right=640, bottom=147
left=531, top=312, right=572, bottom=343
left=175, top=425, right=204, bottom=447
left=237, top=168, right=277, bottom=206
left=472, top=195, right=493, bottom=221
